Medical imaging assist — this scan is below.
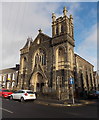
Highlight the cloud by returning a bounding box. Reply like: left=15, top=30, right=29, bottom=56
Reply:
left=1, top=2, right=97, bottom=72
left=2, top=0, right=98, bottom=2
left=2, top=2, right=61, bottom=69
left=76, top=24, right=97, bottom=70
left=0, top=3, right=2, bottom=69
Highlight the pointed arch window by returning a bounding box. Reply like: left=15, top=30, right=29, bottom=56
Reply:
left=56, top=26, right=58, bottom=35
left=34, top=48, right=46, bottom=67
left=61, top=25, right=64, bottom=33
left=21, top=56, right=27, bottom=73
left=56, top=47, right=65, bottom=70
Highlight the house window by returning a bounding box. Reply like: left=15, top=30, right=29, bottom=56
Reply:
left=7, top=73, right=11, bottom=81
left=12, top=73, right=15, bottom=80
left=12, top=82, right=15, bottom=88
left=0, top=75, right=2, bottom=82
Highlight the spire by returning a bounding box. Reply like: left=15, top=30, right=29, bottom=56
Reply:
left=63, top=7, right=68, bottom=16
left=52, top=13, right=56, bottom=22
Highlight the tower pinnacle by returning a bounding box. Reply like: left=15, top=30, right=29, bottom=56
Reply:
left=52, top=13, right=56, bottom=22
left=63, top=7, right=68, bottom=16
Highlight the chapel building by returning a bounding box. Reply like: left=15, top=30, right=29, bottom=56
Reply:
left=17, top=7, right=96, bottom=99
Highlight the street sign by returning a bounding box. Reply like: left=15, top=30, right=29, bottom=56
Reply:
left=69, top=77, right=74, bottom=84
left=69, top=77, right=75, bottom=104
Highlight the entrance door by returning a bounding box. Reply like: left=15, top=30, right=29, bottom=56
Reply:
left=31, top=72, right=45, bottom=93
left=40, top=83, right=44, bottom=92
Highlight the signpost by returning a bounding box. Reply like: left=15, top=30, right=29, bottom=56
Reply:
left=69, top=77, right=74, bottom=85
left=69, top=77, right=75, bottom=104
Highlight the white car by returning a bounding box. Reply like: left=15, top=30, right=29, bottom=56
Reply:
left=9, top=90, right=36, bottom=102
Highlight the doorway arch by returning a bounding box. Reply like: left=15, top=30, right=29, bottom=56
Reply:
left=30, top=72, right=45, bottom=92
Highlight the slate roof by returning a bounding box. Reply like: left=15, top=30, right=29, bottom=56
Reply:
left=75, top=54, right=94, bottom=67
left=0, top=65, right=20, bottom=74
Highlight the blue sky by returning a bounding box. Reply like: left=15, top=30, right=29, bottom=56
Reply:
left=1, top=2, right=97, bottom=70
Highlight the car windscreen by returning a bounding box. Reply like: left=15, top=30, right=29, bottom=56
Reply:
left=27, top=91, right=34, bottom=94
left=88, top=91, right=95, bottom=94
left=14, top=91, right=25, bottom=93
left=2, top=90, right=10, bottom=92
left=96, top=91, right=99, bottom=94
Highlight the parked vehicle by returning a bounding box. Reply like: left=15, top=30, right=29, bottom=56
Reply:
left=9, top=90, right=36, bottom=102
left=0, top=89, right=13, bottom=98
left=87, top=91, right=99, bottom=99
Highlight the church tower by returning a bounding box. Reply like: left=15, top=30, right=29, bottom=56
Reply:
left=51, top=7, right=75, bottom=100
left=52, top=7, right=74, bottom=39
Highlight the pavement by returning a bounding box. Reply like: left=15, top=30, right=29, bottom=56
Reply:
left=34, top=96, right=97, bottom=107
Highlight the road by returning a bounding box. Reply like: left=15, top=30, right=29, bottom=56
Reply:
left=1, top=98, right=98, bottom=119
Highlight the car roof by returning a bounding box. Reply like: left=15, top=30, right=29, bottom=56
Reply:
left=1, top=89, right=8, bottom=90
left=19, top=89, right=32, bottom=91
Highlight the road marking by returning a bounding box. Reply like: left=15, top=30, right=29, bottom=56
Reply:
left=0, top=108, right=13, bottom=114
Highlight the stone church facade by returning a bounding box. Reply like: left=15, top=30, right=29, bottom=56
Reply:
left=17, top=7, right=96, bottom=100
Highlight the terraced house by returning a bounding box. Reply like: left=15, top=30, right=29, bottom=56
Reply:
left=0, top=64, right=19, bottom=90
left=16, top=7, right=97, bottom=100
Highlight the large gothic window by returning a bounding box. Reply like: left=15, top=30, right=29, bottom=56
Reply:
left=56, top=47, right=65, bottom=70
left=33, top=48, right=46, bottom=68
left=69, top=49, right=73, bottom=69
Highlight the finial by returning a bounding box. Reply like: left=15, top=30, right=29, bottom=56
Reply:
left=63, top=6, right=66, bottom=11
left=52, top=13, right=56, bottom=17
left=38, top=29, right=42, bottom=33
left=52, top=13, right=56, bottom=22
left=63, top=6, right=68, bottom=16
left=70, top=14, right=73, bottom=19
left=70, top=14, right=73, bottom=23
left=27, top=36, right=30, bottom=41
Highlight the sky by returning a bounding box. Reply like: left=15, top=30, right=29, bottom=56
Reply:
left=0, top=1, right=97, bottom=71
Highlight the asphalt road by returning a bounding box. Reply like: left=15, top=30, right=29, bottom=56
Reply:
left=1, top=98, right=98, bottom=119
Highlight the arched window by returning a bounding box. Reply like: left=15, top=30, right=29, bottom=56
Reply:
left=86, top=72, right=89, bottom=90
left=21, top=57, right=27, bottom=73
left=33, top=48, right=46, bottom=67
left=61, top=25, right=64, bottom=33
left=56, top=47, right=65, bottom=70
left=90, top=73, right=93, bottom=89
left=56, top=26, right=58, bottom=35
left=69, top=49, right=73, bottom=68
